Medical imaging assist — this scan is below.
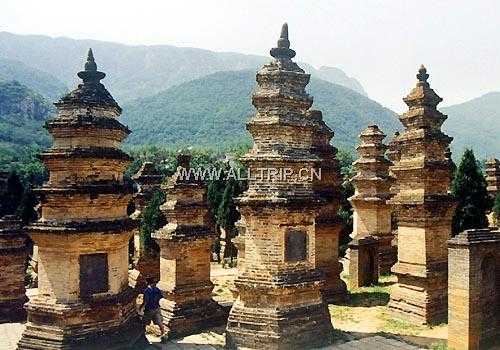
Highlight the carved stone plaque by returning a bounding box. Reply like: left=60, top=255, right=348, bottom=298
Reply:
left=285, top=229, right=307, bottom=262
left=79, top=253, right=109, bottom=296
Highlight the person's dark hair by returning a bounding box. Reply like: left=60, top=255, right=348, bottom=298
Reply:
left=146, top=278, right=155, bottom=285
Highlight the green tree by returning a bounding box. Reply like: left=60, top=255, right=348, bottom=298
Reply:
left=16, top=186, right=38, bottom=224
left=0, top=172, right=24, bottom=217
left=451, top=149, right=491, bottom=234
left=139, top=190, right=166, bottom=254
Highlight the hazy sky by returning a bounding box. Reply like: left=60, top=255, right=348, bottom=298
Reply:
left=2, top=0, right=499, bottom=111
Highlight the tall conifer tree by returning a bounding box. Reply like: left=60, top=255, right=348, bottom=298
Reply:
left=452, top=149, right=491, bottom=233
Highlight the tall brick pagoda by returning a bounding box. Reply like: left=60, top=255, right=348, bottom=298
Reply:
left=388, top=65, right=456, bottom=325
left=225, top=23, right=334, bottom=349
left=17, top=50, right=144, bottom=349
left=129, top=161, right=163, bottom=291
left=486, top=158, right=500, bottom=199
left=349, top=125, right=395, bottom=275
left=310, top=109, right=347, bottom=303
left=152, top=154, right=225, bottom=338
left=0, top=215, right=28, bottom=322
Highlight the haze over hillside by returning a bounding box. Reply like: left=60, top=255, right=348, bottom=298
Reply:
left=0, top=32, right=367, bottom=103
left=442, top=91, right=500, bottom=159
left=121, top=70, right=397, bottom=150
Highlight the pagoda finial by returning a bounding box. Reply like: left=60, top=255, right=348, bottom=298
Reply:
left=78, top=48, right=105, bottom=83
left=417, top=64, right=429, bottom=83
left=84, top=48, right=97, bottom=72
left=270, top=22, right=296, bottom=60
left=277, top=23, right=290, bottom=49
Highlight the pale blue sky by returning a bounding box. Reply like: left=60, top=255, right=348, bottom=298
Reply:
left=1, top=0, right=499, bottom=111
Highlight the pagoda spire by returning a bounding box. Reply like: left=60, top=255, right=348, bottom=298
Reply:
left=270, top=22, right=296, bottom=60
left=77, top=48, right=105, bottom=84
left=416, top=64, right=429, bottom=83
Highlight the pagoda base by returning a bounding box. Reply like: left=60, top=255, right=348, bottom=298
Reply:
left=0, top=296, right=27, bottom=322
left=321, top=277, right=348, bottom=304
left=160, top=298, right=227, bottom=339
left=389, top=263, right=448, bottom=325
left=129, top=254, right=160, bottom=293
left=17, top=291, right=146, bottom=350
left=226, top=299, right=334, bottom=350
left=374, top=235, right=397, bottom=275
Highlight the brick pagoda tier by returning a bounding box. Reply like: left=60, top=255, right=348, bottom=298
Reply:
left=388, top=65, right=457, bottom=325
left=225, top=24, right=334, bottom=349
left=0, top=215, right=28, bottom=322
left=486, top=158, right=500, bottom=199
left=129, top=162, right=163, bottom=291
left=311, top=112, right=347, bottom=303
left=152, top=154, right=226, bottom=339
left=349, top=125, right=395, bottom=275
left=17, top=50, right=145, bottom=349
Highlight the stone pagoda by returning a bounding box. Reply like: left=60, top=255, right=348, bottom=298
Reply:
left=152, top=154, right=225, bottom=339
left=0, top=215, right=28, bottom=322
left=129, top=161, right=163, bottom=291
left=17, top=50, right=145, bottom=349
left=225, top=24, right=334, bottom=349
left=485, top=158, right=500, bottom=199
left=388, top=65, right=456, bottom=325
left=349, top=125, right=395, bottom=276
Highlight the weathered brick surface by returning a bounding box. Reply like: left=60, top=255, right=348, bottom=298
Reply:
left=388, top=66, right=457, bottom=325
left=348, top=125, right=396, bottom=276
left=129, top=162, right=163, bottom=292
left=0, top=216, right=28, bottom=322
left=152, top=154, right=226, bottom=339
left=448, top=228, right=500, bottom=350
left=225, top=24, right=334, bottom=349
left=485, top=158, right=500, bottom=199
left=348, top=236, right=378, bottom=288
left=17, top=50, right=144, bottom=349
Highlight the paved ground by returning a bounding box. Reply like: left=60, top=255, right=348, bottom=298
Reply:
left=1, top=322, right=425, bottom=350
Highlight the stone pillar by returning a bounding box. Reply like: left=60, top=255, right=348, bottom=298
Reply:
left=448, top=228, right=500, bottom=350
left=388, top=65, right=457, bottom=325
left=349, top=125, right=395, bottom=276
left=485, top=158, right=500, bottom=199
left=17, top=49, right=145, bottom=349
left=226, top=23, right=334, bottom=349
left=152, top=154, right=225, bottom=339
left=348, top=236, right=378, bottom=289
left=0, top=215, right=28, bottom=322
left=129, top=161, right=163, bottom=291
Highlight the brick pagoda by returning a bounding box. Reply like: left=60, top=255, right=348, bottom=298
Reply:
left=0, top=215, right=28, bottom=322
left=225, top=23, right=334, bottom=349
left=152, top=154, right=225, bottom=338
left=448, top=228, right=500, bottom=350
left=388, top=65, right=456, bottom=325
left=17, top=50, right=145, bottom=349
left=129, top=161, right=163, bottom=291
left=485, top=158, right=500, bottom=199
left=349, top=125, right=395, bottom=276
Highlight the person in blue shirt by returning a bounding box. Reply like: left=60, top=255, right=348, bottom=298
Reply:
left=141, top=278, right=167, bottom=342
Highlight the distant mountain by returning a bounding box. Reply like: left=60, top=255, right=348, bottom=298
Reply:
left=315, top=66, right=367, bottom=96
left=0, top=80, right=53, bottom=149
left=0, top=32, right=367, bottom=102
left=442, top=92, right=500, bottom=159
left=0, top=57, right=67, bottom=100
left=121, top=70, right=397, bottom=150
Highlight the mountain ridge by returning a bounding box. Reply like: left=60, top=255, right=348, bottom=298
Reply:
left=0, top=31, right=367, bottom=102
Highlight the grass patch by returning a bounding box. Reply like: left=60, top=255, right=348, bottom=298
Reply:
left=378, top=314, right=425, bottom=336
left=329, top=305, right=359, bottom=323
